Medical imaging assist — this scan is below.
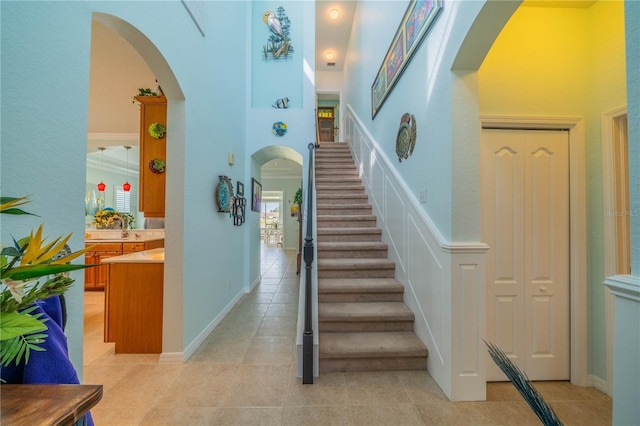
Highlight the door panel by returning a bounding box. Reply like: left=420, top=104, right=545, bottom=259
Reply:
left=483, top=129, right=569, bottom=381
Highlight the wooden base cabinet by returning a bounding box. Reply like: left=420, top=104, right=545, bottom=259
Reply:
left=104, top=262, right=163, bottom=354
left=84, top=239, right=164, bottom=290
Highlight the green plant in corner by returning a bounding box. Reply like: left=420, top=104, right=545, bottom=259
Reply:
left=0, top=196, right=94, bottom=374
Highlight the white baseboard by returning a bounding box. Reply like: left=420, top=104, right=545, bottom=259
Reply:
left=588, top=374, right=612, bottom=396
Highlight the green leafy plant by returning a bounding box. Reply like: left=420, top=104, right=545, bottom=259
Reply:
left=148, top=123, right=166, bottom=139
left=0, top=196, right=94, bottom=374
left=137, top=88, right=158, bottom=96
left=294, top=188, right=302, bottom=205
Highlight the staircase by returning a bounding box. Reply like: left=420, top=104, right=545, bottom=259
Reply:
left=315, top=142, right=428, bottom=372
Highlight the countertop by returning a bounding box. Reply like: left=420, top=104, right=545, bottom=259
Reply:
left=86, top=235, right=164, bottom=244
left=101, top=248, right=164, bottom=264
left=85, top=229, right=165, bottom=244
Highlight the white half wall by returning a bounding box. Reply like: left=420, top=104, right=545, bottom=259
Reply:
left=345, top=105, right=489, bottom=401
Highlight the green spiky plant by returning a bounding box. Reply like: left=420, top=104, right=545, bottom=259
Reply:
left=0, top=196, right=94, bottom=376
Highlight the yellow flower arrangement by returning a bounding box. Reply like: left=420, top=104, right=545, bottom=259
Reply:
left=94, top=210, right=135, bottom=229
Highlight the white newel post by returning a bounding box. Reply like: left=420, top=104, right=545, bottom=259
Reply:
left=603, top=275, right=640, bottom=426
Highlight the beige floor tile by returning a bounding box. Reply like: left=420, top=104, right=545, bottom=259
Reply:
left=283, top=405, right=352, bottom=425
left=221, top=364, right=291, bottom=407
left=551, top=399, right=612, bottom=425
left=257, top=316, right=298, bottom=337
left=396, top=370, right=448, bottom=402
left=151, top=363, right=239, bottom=408
left=243, top=336, right=296, bottom=364
left=344, top=371, right=412, bottom=405
left=139, top=407, right=219, bottom=425
left=350, top=403, right=424, bottom=425
left=286, top=371, right=348, bottom=406
left=82, top=245, right=611, bottom=426
left=214, top=407, right=284, bottom=425
left=265, top=303, right=300, bottom=317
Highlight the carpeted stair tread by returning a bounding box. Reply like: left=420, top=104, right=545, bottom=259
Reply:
left=318, top=227, right=381, bottom=235
left=318, top=241, right=387, bottom=251
left=319, top=332, right=428, bottom=358
left=319, top=278, right=404, bottom=294
left=319, top=302, right=414, bottom=321
left=316, top=202, right=371, bottom=210
left=318, top=258, right=395, bottom=270
left=317, top=214, right=375, bottom=222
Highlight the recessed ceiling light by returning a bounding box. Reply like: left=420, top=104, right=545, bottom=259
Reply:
left=326, top=51, right=335, bottom=61
left=329, top=8, right=339, bottom=20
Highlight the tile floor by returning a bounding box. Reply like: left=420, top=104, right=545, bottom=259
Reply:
left=83, top=244, right=612, bottom=425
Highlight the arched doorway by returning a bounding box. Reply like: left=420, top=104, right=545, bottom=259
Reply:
left=88, top=13, right=186, bottom=359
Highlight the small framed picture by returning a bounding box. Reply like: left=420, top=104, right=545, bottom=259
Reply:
left=251, top=178, right=262, bottom=212
left=237, top=181, right=244, bottom=196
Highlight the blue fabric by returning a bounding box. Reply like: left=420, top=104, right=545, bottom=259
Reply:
left=0, top=296, right=94, bottom=426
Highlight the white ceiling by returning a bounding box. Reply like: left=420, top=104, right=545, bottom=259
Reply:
left=315, top=1, right=357, bottom=73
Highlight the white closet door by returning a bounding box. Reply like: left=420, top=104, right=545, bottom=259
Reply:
left=483, top=128, right=570, bottom=381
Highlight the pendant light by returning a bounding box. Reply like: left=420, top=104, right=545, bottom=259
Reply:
left=122, top=145, right=132, bottom=192
left=97, top=147, right=106, bottom=192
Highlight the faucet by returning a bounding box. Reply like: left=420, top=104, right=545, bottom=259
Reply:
left=107, top=214, right=129, bottom=238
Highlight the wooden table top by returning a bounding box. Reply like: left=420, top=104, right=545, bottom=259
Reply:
left=1, top=384, right=103, bottom=426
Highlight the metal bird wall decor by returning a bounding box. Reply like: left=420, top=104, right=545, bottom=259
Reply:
left=262, top=6, right=293, bottom=61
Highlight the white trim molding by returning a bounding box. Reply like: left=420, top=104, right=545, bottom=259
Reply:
left=601, top=106, right=629, bottom=395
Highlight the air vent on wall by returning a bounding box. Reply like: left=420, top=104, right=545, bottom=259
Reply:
left=326, top=62, right=336, bottom=67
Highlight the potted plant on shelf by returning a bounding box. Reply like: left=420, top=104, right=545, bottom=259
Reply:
left=1, top=195, right=95, bottom=387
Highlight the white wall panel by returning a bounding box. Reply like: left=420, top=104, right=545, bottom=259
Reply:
left=345, top=107, right=488, bottom=401
left=385, top=178, right=406, bottom=273
left=370, top=153, right=385, bottom=222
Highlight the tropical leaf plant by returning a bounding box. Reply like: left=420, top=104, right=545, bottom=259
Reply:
left=0, top=195, right=95, bottom=377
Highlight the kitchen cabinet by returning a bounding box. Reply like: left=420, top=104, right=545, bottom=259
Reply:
left=84, top=239, right=164, bottom=290
left=102, top=249, right=164, bottom=354
left=136, top=95, right=166, bottom=217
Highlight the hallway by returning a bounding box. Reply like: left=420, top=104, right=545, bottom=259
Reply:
left=83, top=245, right=611, bottom=425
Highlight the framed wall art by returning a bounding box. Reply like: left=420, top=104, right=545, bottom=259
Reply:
left=237, top=181, right=245, bottom=196
left=251, top=178, right=262, bottom=212
left=371, top=0, right=443, bottom=119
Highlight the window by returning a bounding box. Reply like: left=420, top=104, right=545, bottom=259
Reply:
left=115, top=187, right=131, bottom=212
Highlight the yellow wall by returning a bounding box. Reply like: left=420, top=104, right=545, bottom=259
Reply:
left=478, top=1, right=626, bottom=382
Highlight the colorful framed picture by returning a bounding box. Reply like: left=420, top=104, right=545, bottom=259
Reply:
left=251, top=178, right=262, bottom=212
left=371, top=0, right=443, bottom=119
